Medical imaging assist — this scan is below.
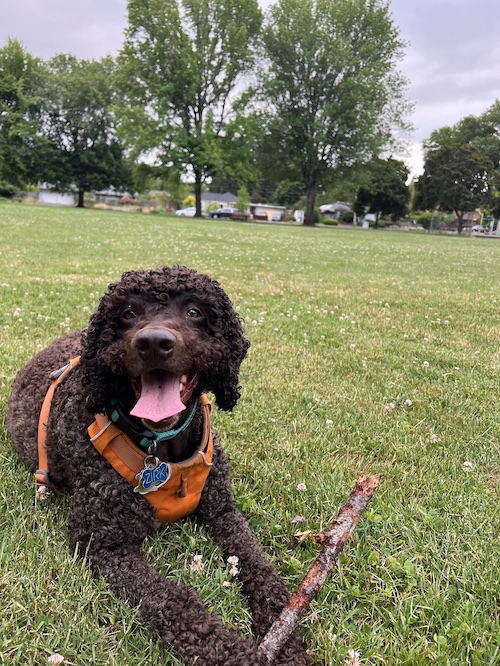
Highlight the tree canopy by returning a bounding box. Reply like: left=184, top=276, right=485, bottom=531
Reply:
left=38, top=54, right=132, bottom=207
left=118, top=0, right=262, bottom=216
left=416, top=143, right=493, bottom=234
left=0, top=39, right=45, bottom=190
left=259, top=0, right=411, bottom=225
left=355, top=157, right=410, bottom=224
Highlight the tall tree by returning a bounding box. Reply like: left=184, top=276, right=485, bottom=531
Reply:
left=260, top=0, right=411, bottom=225
left=415, top=143, right=493, bottom=234
left=0, top=39, right=45, bottom=189
left=354, top=157, right=409, bottom=225
left=426, top=101, right=500, bottom=170
left=40, top=54, right=132, bottom=207
left=118, top=0, right=262, bottom=216
left=422, top=101, right=500, bottom=224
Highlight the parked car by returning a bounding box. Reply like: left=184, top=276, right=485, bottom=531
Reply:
left=271, top=213, right=283, bottom=221
left=176, top=207, right=197, bottom=217
left=471, top=224, right=485, bottom=232
left=209, top=207, right=238, bottom=219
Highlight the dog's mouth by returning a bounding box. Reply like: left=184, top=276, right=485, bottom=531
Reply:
left=129, top=370, right=199, bottom=430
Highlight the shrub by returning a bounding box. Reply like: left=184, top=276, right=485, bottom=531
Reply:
left=340, top=211, right=354, bottom=224
left=0, top=181, right=17, bottom=198
left=416, top=211, right=432, bottom=230
left=182, top=195, right=195, bottom=208
left=312, top=207, right=321, bottom=224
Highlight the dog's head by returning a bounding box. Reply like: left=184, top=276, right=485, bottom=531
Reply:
left=80, top=265, right=250, bottom=426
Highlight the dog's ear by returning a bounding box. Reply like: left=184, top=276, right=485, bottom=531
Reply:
left=203, top=286, right=250, bottom=412
left=79, top=283, right=124, bottom=414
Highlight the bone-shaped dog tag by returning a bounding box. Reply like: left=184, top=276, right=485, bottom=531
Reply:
left=134, top=456, right=171, bottom=494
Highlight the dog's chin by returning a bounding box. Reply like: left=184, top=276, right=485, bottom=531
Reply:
left=142, top=414, right=180, bottom=432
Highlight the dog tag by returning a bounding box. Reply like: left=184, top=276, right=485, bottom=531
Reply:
left=134, top=456, right=171, bottom=494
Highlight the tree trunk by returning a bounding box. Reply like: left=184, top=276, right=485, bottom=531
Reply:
left=456, top=210, right=465, bottom=235
left=194, top=169, right=203, bottom=218
left=76, top=190, right=85, bottom=208
left=303, top=181, right=317, bottom=226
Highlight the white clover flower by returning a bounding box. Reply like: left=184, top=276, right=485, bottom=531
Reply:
left=47, top=654, right=64, bottom=665
left=296, top=483, right=307, bottom=492
left=384, top=402, right=395, bottom=412
left=190, top=554, right=204, bottom=573
left=405, top=399, right=413, bottom=407
left=463, top=461, right=473, bottom=472
left=345, top=649, right=361, bottom=666
left=291, top=515, right=306, bottom=524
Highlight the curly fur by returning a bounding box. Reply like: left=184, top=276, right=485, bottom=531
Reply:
left=8, top=265, right=312, bottom=666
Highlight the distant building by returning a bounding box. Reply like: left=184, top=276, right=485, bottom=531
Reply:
left=37, top=183, right=76, bottom=206
left=201, top=192, right=237, bottom=212
left=319, top=201, right=351, bottom=220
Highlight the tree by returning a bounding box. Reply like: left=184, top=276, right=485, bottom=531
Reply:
left=415, top=143, right=493, bottom=234
left=0, top=39, right=45, bottom=189
left=354, top=157, right=409, bottom=225
left=422, top=101, right=500, bottom=224
left=425, top=101, right=500, bottom=170
left=235, top=184, right=250, bottom=214
left=260, top=0, right=411, bottom=225
left=118, top=0, right=262, bottom=216
left=40, top=54, right=132, bottom=207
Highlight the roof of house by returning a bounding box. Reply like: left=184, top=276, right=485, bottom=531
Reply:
left=201, top=192, right=237, bottom=203
left=319, top=201, right=351, bottom=214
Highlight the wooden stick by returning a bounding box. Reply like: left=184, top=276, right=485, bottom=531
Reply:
left=258, top=474, right=384, bottom=662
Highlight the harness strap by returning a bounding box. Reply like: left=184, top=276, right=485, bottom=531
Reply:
left=36, top=357, right=81, bottom=493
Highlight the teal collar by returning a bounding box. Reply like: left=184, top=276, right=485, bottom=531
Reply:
left=109, top=398, right=199, bottom=450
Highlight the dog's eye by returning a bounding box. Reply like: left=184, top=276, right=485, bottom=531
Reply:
left=186, top=307, right=203, bottom=319
left=122, top=308, right=136, bottom=321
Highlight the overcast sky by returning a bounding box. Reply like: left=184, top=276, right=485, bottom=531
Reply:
left=1, top=0, right=499, bottom=177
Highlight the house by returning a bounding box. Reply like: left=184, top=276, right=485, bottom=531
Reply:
left=319, top=201, right=351, bottom=220
left=37, top=183, right=76, bottom=206
left=248, top=203, right=287, bottom=221
left=93, top=188, right=134, bottom=206
left=201, top=192, right=237, bottom=212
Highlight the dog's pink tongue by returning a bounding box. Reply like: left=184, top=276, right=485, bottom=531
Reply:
left=130, top=371, right=185, bottom=423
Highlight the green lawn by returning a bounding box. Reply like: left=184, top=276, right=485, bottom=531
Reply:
left=0, top=202, right=498, bottom=665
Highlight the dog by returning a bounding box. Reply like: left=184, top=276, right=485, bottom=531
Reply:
left=8, top=265, right=311, bottom=665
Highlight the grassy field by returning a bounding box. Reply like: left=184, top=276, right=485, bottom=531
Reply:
left=0, top=202, right=498, bottom=665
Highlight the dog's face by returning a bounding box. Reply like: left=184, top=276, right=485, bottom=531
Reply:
left=80, top=266, right=250, bottom=421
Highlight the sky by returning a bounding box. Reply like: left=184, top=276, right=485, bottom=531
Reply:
left=1, top=0, right=499, bottom=178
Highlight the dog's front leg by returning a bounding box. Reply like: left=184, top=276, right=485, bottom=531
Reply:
left=202, top=507, right=313, bottom=666
left=69, top=486, right=269, bottom=666
left=196, top=447, right=312, bottom=665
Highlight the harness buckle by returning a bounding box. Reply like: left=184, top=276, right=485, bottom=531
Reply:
left=35, top=469, right=61, bottom=495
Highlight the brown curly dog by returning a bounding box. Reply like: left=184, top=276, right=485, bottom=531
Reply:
left=8, top=265, right=311, bottom=666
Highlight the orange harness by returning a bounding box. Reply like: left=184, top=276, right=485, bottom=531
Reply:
left=87, top=396, right=213, bottom=524
left=37, top=359, right=213, bottom=524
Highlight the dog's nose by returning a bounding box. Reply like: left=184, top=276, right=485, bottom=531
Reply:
left=134, top=328, right=177, bottom=360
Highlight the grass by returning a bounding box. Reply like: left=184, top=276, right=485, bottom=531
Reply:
left=0, top=201, right=498, bottom=665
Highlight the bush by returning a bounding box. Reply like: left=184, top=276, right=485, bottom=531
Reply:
left=322, top=218, right=339, bottom=226
left=0, top=181, right=17, bottom=198
left=416, top=211, right=432, bottom=230
left=340, top=211, right=354, bottom=224
left=182, top=195, right=195, bottom=208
